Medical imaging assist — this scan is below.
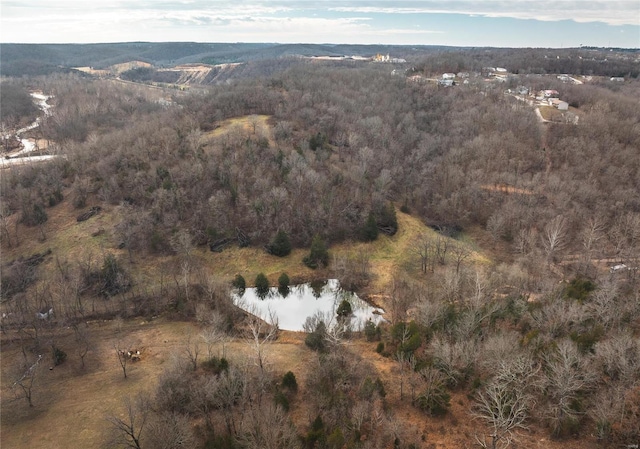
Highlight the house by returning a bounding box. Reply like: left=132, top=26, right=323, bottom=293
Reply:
left=481, top=67, right=495, bottom=77
left=610, top=77, right=624, bottom=82
left=550, top=98, right=569, bottom=110
left=438, top=78, right=455, bottom=87
left=610, top=263, right=628, bottom=272
left=372, top=54, right=406, bottom=63
left=441, top=73, right=455, bottom=80
left=516, top=86, right=529, bottom=95
left=541, top=89, right=560, bottom=98
left=495, top=67, right=508, bottom=73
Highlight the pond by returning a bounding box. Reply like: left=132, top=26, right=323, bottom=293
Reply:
left=232, top=279, right=385, bottom=332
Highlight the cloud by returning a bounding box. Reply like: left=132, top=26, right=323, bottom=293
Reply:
left=1, top=0, right=637, bottom=45
left=328, top=1, right=639, bottom=26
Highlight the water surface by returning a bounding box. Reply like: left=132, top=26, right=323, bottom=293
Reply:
left=232, top=279, right=385, bottom=332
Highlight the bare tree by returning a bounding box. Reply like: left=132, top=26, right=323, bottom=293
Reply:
left=440, top=268, right=462, bottom=304
left=72, top=322, right=91, bottom=369
left=238, top=402, right=300, bottom=449
left=11, top=354, right=42, bottom=407
left=543, top=340, right=596, bottom=437
left=450, top=242, right=471, bottom=274
left=184, top=333, right=201, bottom=371
left=514, top=227, right=535, bottom=256
left=200, top=310, right=229, bottom=359
left=106, top=395, right=150, bottom=449
left=473, top=357, right=538, bottom=449
left=215, top=366, right=248, bottom=436
left=434, top=235, right=450, bottom=265
left=395, top=325, right=411, bottom=401
left=115, top=340, right=130, bottom=379
left=541, top=215, right=567, bottom=266
left=0, top=202, right=13, bottom=247
left=246, top=307, right=278, bottom=375
left=145, top=411, right=195, bottom=449
left=388, top=275, right=414, bottom=324
left=579, top=217, right=605, bottom=272
left=170, top=228, right=194, bottom=262
left=474, top=381, right=531, bottom=449
left=412, top=233, right=434, bottom=274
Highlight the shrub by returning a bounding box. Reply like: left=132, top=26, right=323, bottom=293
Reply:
left=21, top=202, right=48, bottom=226
left=304, top=416, right=326, bottom=447
left=274, top=390, right=290, bottom=411
left=570, top=324, right=604, bottom=354
left=391, top=321, right=420, bottom=342
left=309, top=132, right=327, bottom=151
left=564, top=277, right=596, bottom=302
left=376, top=342, right=385, bottom=353
left=255, top=273, right=269, bottom=298
left=303, top=234, right=329, bottom=269
left=336, top=298, right=352, bottom=317
left=415, top=385, right=451, bottom=416
left=305, top=321, right=327, bottom=352
left=282, top=371, right=298, bottom=392
left=100, top=254, right=131, bottom=296
left=360, top=376, right=386, bottom=399
left=52, top=346, right=67, bottom=366
left=327, top=428, right=345, bottom=448
left=363, top=321, right=380, bottom=341
left=400, top=333, right=422, bottom=355
left=201, top=356, right=229, bottom=375
left=267, top=230, right=292, bottom=257
left=232, top=274, right=246, bottom=291
left=48, top=189, right=63, bottom=207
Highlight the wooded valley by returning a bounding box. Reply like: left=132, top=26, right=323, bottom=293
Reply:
left=1, top=46, right=639, bottom=449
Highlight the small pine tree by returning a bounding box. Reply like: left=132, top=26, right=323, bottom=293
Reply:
left=268, top=230, right=292, bottom=257
left=278, top=273, right=290, bottom=297
left=303, top=234, right=329, bottom=269
left=101, top=254, right=130, bottom=296
left=336, top=298, right=353, bottom=317
left=360, top=212, right=379, bottom=242
left=52, top=346, right=67, bottom=366
left=282, top=371, right=298, bottom=392
left=255, top=273, right=269, bottom=298
left=232, top=274, right=246, bottom=291
left=377, top=202, right=398, bottom=236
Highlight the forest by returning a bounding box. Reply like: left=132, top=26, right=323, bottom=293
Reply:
left=1, top=47, right=639, bottom=449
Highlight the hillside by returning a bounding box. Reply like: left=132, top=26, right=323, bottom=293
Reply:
left=1, top=54, right=639, bottom=449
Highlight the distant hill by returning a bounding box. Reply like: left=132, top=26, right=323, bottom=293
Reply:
left=0, top=42, right=436, bottom=76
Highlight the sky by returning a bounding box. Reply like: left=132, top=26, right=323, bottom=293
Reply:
left=1, top=1, right=639, bottom=48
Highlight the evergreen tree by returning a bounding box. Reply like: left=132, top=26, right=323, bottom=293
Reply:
left=232, top=274, right=246, bottom=292
left=255, top=273, right=269, bottom=298
left=303, top=234, right=329, bottom=269
left=360, top=212, right=379, bottom=242
left=336, top=298, right=353, bottom=317
left=267, top=230, right=292, bottom=257
left=278, top=272, right=290, bottom=297
left=377, top=202, right=398, bottom=236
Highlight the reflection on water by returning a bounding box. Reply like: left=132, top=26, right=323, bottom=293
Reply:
left=232, top=279, right=385, bottom=332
